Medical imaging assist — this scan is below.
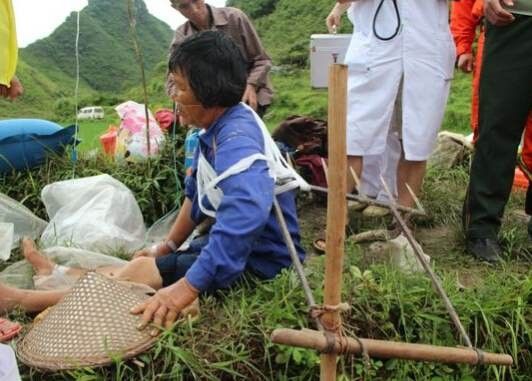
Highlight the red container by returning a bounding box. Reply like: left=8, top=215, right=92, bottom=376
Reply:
left=99, top=125, right=117, bottom=156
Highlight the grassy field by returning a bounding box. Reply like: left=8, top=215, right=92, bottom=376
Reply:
left=1, top=157, right=530, bottom=380
left=74, top=118, right=115, bottom=152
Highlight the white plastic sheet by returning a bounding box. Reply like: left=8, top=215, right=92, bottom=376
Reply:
left=0, top=223, right=14, bottom=260
left=40, top=174, right=146, bottom=254
left=145, top=208, right=178, bottom=245
left=0, top=192, right=47, bottom=251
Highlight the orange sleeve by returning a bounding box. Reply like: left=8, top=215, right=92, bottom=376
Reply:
left=472, top=0, right=485, bottom=19
left=450, top=0, right=481, bottom=57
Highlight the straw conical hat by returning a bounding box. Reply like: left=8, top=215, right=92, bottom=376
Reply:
left=17, top=272, right=158, bottom=371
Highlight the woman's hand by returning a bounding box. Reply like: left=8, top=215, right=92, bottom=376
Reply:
left=0, top=77, right=23, bottom=100
left=130, top=277, right=199, bottom=336
left=457, top=53, right=474, bottom=73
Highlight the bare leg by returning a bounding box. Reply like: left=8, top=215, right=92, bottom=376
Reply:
left=0, top=257, right=163, bottom=313
left=0, top=281, right=67, bottom=313
left=396, top=157, right=427, bottom=208
left=22, top=237, right=124, bottom=280
left=347, top=155, right=363, bottom=193
left=110, top=257, right=163, bottom=290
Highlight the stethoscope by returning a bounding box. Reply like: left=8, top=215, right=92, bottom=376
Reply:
left=373, top=0, right=401, bottom=41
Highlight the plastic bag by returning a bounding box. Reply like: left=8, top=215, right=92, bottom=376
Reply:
left=0, top=246, right=127, bottom=289
left=0, top=223, right=14, bottom=260
left=145, top=208, right=178, bottom=245
left=389, top=233, right=431, bottom=273
left=0, top=192, right=47, bottom=250
left=0, top=344, right=21, bottom=381
left=114, top=101, right=165, bottom=161
left=40, top=174, right=146, bottom=254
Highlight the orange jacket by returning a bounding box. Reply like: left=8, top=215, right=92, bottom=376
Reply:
left=450, top=0, right=484, bottom=56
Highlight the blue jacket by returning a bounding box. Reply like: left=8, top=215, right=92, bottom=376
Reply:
left=184, top=104, right=305, bottom=292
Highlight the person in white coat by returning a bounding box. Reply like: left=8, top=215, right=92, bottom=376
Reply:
left=336, top=0, right=456, bottom=208
left=327, top=1, right=402, bottom=217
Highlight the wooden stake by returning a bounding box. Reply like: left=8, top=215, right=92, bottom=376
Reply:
left=272, top=199, right=322, bottom=331
left=321, top=63, right=348, bottom=381
left=321, top=157, right=329, bottom=186
left=271, top=329, right=513, bottom=366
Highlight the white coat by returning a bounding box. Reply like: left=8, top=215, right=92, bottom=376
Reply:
left=345, top=0, right=456, bottom=161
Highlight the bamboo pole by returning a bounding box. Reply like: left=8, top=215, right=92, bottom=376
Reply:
left=271, top=329, right=513, bottom=366
left=321, top=63, right=348, bottom=381
left=380, top=177, right=473, bottom=348
left=272, top=199, right=323, bottom=331
left=309, top=185, right=426, bottom=216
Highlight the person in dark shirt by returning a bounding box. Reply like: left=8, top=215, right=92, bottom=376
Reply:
left=166, top=0, right=273, bottom=117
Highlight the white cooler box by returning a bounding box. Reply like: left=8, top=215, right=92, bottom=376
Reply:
left=310, top=34, right=352, bottom=88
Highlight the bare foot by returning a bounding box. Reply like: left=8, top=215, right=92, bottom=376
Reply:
left=22, top=238, right=55, bottom=276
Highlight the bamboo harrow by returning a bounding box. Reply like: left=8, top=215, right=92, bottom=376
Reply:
left=271, top=64, right=513, bottom=380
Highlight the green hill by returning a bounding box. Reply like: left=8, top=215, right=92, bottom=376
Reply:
left=227, top=0, right=350, bottom=66
left=0, top=0, right=173, bottom=120
left=21, top=0, right=173, bottom=93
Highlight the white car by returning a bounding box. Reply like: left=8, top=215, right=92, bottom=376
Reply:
left=77, top=106, right=104, bottom=120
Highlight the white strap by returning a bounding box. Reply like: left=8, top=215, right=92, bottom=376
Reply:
left=196, top=104, right=310, bottom=217
left=198, top=152, right=268, bottom=217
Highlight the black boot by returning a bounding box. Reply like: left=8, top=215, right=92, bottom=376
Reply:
left=466, top=238, right=503, bottom=263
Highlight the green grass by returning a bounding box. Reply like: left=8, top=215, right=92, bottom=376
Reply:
left=73, top=115, right=119, bottom=153
left=1, top=151, right=530, bottom=380
left=2, top=68, right=529, bottom=380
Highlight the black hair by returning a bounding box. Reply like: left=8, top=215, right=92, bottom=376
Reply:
left=168, top=31, right=247, bottom=108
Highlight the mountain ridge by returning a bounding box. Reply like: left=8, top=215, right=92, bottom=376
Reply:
left=0, top=0, right=173, bottom=119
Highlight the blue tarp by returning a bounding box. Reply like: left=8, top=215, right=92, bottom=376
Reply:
left=0, top=119, right=77, bottom=174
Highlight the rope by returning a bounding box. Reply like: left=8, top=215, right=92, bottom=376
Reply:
left=309, top=303, right=351, bottom=332
left=474, top=347, right=485, bottom=365
left=71, top=10, right=81, bottom=177
left=312, top=304, right=371, bottom=372
left=126, top=0, right=152, bottom=161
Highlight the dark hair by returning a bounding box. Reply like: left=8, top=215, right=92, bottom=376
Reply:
left=168, top=31, right=247, bottom=108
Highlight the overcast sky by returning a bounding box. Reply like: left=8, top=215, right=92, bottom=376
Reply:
left=12, top=0, right=227, bottom=47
